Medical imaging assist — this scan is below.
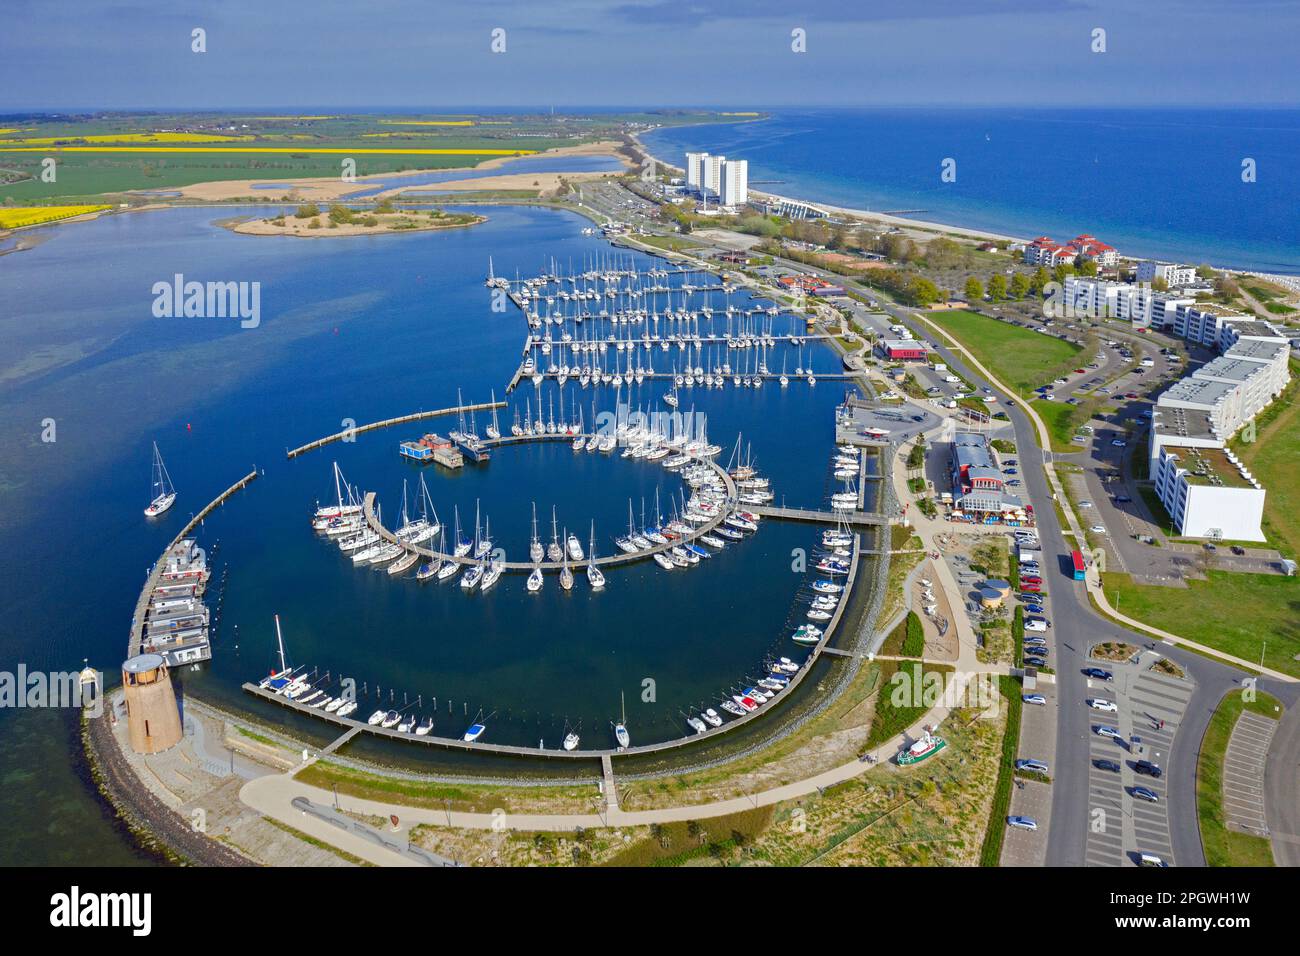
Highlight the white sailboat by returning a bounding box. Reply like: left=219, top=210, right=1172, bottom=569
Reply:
left=559, top=529, right=574, bottom=591
left=614, top=691, right=630, bottom=750
left=586, top=522, right=605, bottom=590
left=143, top=441, right=177, bottom=517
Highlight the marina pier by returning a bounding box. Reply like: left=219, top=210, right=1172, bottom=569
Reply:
left=285, top=401, right=505, bottom=459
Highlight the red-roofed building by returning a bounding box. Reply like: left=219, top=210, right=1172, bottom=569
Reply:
left=1024, top=233, right=1118, bottom=268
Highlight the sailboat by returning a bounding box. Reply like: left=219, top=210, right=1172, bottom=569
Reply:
left=586, top=522, right=605, bottom=590
left=527, top=564, right=543, bottom=593
left=547, top=507, right=563, bottom=562
left=144, top=441, right=177, bottom=517
left=486, top=390, right=501, bottom=440
left=529, top=502, right=544, bottom=563
left=613, top=692, right=630, bottom=750
left=559, top=528, right=574, bottom=591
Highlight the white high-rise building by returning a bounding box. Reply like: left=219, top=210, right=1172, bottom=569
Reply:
left=720, top=159, right=748, bottom=208
left=702, top=154, right=726, bottom=197
left=685, top=152, right=708, bottom=190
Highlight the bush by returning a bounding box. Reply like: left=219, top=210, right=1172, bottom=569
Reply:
left=901, top=611, right=925, bottom=657
left=294, top=203, right=320, bottom=219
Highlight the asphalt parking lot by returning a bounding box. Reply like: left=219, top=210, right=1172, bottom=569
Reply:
left=1003, top=673, right=1060, bottom=866
left=1222, top=710, right=1277, bottom=838
left=1083, top=650, right=1194, bottom=866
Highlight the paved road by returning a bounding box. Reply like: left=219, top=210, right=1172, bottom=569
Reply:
left=884, top=302, right=1300, bottom=867
left=1265, top=701, right=1300, bottom=865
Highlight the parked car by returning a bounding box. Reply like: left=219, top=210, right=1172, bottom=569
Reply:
left=1008, top=479, right=1022, bottom=486
left=1015, top=759, right=1050, bottom=774
left=1231, top=545, right=1246, bottom=556
left=1090, top=525, right=1107, bottom=533
left=1022, top=694, right=1047, bottom=705
left=1094, top=759, right=1121, bottom=773
left=1007, top=816, right=1038, bottom=831
left=1134, top=760, right=1163, bottom=778
left=1131, top=786, right=1160, bottom=803
left=1079, top=500, right=1093, bottom=508
left=1114, top=494, right=1132, bottom=503
left=1095, top=726, right=1123, bottom=740
left=1083, top=667, right=1113, bottom=681
left=1021, top=576, right=1043, bottom=585
left=1111, top=439, right=1126, bottom=447
left=1088, top=698, right=1118, bottom=713
left=1024, top=656, right=1048, bottom=668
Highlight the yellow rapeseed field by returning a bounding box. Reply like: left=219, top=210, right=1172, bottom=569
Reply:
left=376, top=120, right=475, bottom=126
left=0, top=205, right=112, bottom=229
left=0, top=146, right=533, bottom=156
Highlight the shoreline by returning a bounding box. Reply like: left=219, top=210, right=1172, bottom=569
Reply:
left=632, top=128, right=1300, bottom=283
left=175, top=140, right=631, bottom=203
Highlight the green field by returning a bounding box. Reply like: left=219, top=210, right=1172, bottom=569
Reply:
left=1233, top=363, right=1300, bottom=558
left=1197, top=689, right=1282, bottom=866
left=927, top=309, right=1082, bottom=396
left=1031, top=398, right=1091, bottom=453
left=1101, top=570, right=1300, bottom=677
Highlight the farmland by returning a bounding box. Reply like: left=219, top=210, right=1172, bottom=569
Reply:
left=0, top=205, right=111, bottom=229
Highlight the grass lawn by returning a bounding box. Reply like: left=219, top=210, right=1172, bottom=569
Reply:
left=866, top=661, right=955, bottom=747
left=1101, top=570, right=1300, bottom=677
left=1232, top=363, right=1300, bottom=558
left=1031, top=399, right=1087, bottom=453
left=1197, top=689, right=1283, bottom=866
left=927, top=309, right=1081, bottom=396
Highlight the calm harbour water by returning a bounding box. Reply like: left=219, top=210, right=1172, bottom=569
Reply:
left=0, top=198, right=865, bottom=862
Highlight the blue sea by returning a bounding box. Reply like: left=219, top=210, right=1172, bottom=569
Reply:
left=0, top=196, right=871, bottom=862
left=642, top=108, right=1300, bottom=274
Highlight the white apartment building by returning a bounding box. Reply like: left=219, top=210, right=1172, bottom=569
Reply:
left=1152, top=443, right=1266, bottom=541
left=685, top=152, right=708, bottom=190
left=1060, top=275, right=1194, bottom=328
left=702, top=154, right=726, bottom=197
left=1136, top=260, right=1198, bottom=288
left=720, top=159, right=748, bottom=208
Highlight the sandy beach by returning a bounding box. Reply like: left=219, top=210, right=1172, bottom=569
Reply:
left=225, top=209, right=486, bottom=239
left=177, top=140, right=630, bottom=203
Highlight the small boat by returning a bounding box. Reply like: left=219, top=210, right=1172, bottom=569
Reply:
left=388, top=550, right=419, bottom=576
left=808, top=608, right=832, bottom=622
left=562, top=731, right=580, bottom=751
left=702, top=708, right=723, bottom=728
left=897, top=725, right=947, bottom=766
left=437, top=560, right=459, bottom=582
left=397, top=713, right=417, bottom=733
left=812, top=580, right=844, bottom=594
left=460, top=562, right=484, bottom=590
left=381, top=710, right=401, bottom=729
left=480, top=555, right=504, bottom=592
left=415, top=716, right=434, bottom=736
left=566, top=532, right=584, bottom=561
left=776, top=657, right=800, bottom=673
left=463, top=722, right=486, bottom=743
left=614, top=692, right=630, bottom=749
left=368, top=709, right=386, bottom=726
left=686, top=715, right=707, bottom=734
left=560, top=536, right=574, bottom=590
left=527, top=565, right=543, bottom=592
left=416, top=561, right=438, bottom=581
left=721, top=700, right=746, bottom=717
left=337, top=701, right=358, bottom=718
left=791, top=625, right=823, bottom=645
left=143, top=441, right=177, bottom=517
left=653, top=552, right=674, bottom=570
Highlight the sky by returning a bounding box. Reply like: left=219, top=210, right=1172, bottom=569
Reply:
left=2, top=0, right=1298, bottom=110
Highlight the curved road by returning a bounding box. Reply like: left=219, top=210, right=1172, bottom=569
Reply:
left=888, top=302, right=1299, bottom=866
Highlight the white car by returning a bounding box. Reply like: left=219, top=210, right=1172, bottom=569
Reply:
left=1090, top=525, right=1107, bottom=533
left=1079, top=500, right=1093, bottom=508
left=1088, top=699, right=1119, bottom=713
left=1095, top=725, right=1123, bottom=740
left=1022, top=694, right=1047, bottom=705
left=1015, top=759, right=1050, bottom=774
left=1111, top=439, right=1127, bottom=447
